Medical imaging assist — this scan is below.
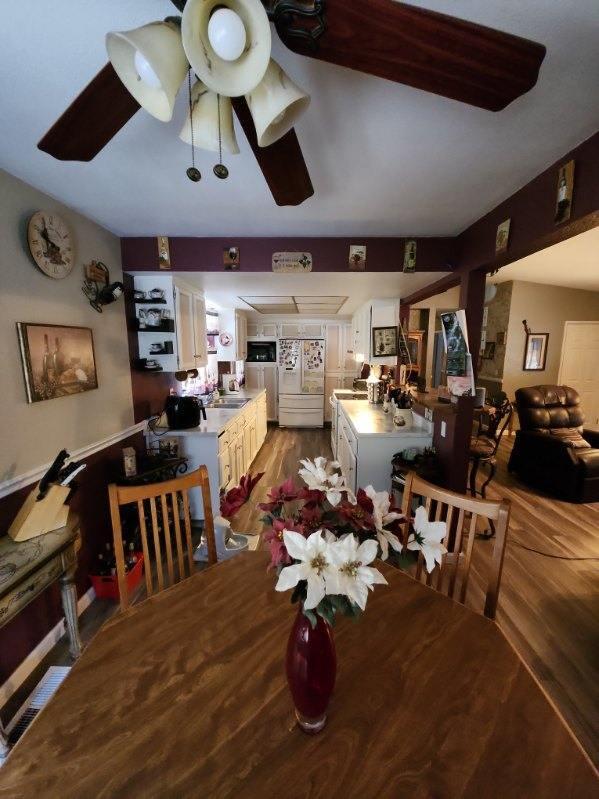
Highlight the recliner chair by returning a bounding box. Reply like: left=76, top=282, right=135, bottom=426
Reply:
left=509, top=385, right=599, bottom=503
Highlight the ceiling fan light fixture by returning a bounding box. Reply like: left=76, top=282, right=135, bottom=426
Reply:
left=179, top=81, right=240, bottom=154
left=106, top=21, right=189, bottom=122
left=207, top=8, right=247, bottom=62
left=246, top=59, right=310, bottom=147
left=182, top=0, right=271, bottom=97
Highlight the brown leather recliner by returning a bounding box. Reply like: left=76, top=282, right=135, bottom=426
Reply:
left=508, top=385, right=599, bottom=503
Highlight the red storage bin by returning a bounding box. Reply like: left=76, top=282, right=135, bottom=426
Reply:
left=90, top=553, right=144, bottom=600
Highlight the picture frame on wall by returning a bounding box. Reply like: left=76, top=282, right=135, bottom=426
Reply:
left=372, top=326, right=398, bottom=357
left=523, top=332, right=549, bottom=371
left=16, top=322, right=98, bottom=403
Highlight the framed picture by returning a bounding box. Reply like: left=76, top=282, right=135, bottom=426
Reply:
left=223, top=246, right=240, bottom=270
left=403, top=240, right=417, bottom=273
left=157, top=236, right=171, bottom=269
left=483, top=341, right=496, bottom=359
left=523, top=333, right=549, bottom=371
left=555, top=160, right=575, bottom=224
left=348, top=245, right=366, bottom=271
left=372, top=326, right=398, bottom=357
left=17, top=322, right=98, bottom=403
left=495, top=219, right=510, bottom=254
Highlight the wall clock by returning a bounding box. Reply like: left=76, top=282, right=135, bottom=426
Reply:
left=27, top=211, right=74, bottom=279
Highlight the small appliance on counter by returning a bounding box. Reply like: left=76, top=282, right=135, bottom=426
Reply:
left=222, top=373, right=240, bottom=393
left=164, top=395, right=206, bottom=429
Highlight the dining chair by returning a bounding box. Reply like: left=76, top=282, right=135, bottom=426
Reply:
left=108, top=467, right=217, bottom=611
left=468, top=397, right=513, bottom=500
left=400, top=472, right=511, bottom=619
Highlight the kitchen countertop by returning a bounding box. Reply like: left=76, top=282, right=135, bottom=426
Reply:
left=339, top=399, right=432, bottom=438
left=147, top=388, right=266, bottom=437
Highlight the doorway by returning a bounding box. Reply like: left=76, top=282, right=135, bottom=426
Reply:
left=558, top=321, right=599, bottom=425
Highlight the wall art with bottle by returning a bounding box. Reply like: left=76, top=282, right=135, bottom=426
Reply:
left=16, top=322, right=98, bottom=403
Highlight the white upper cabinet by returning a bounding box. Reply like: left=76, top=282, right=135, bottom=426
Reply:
left=174, top=284, right=196, bottom=371
left=246, top=321, right=278, bottom=339
left=174, top=280, right=208, bottom=370
left=280, top=322, right=325, bottom=338
left=234, top=311, right=247, bottom=361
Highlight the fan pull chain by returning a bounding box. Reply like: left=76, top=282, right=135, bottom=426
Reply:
left=186, top=71, right=201, bottom=183
left=213, top=94, right=229, bottom=180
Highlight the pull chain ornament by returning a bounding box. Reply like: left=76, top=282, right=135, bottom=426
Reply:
left=213, top=94, right=229, bottom=180
left=186, top=71, right=201, bottom=182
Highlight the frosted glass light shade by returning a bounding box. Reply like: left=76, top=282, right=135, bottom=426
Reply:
left=207, top=8, right=247, bottom=61
left=179, top=81, right=240, bottom=154
left=106, top=21, right=189, bottom=122
left=181, top=0, right=271, bottom=97
left=246, top=59, right=310, bottom=147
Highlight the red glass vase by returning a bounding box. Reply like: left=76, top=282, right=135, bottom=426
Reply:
left=286, top=608, right=337, bottom=734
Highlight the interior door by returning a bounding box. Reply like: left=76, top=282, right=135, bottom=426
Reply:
left=325, top=324, right=342, bottom=371
left=558, top=322, right=599, bottom=425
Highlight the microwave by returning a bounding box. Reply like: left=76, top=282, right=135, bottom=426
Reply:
left=247, top=341, right=277, bottom=362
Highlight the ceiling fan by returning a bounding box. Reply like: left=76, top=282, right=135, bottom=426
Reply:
left=38, top=0, right=546, bottom=207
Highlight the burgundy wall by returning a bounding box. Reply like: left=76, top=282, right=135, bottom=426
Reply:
left=0, top=431, right=144, bottom=684
left=402, top=130, right=599, bottom=305
left=121, top=236, right=457, bottom=273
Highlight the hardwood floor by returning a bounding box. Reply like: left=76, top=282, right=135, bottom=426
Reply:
left=233, top=425, right=333, bottom=534
left=3, top=426, right=598, bottom=770
left=468, top=435, right=599, bottom=767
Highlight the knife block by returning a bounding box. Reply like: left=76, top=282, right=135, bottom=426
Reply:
left=8, top=483, right=70, bottom=541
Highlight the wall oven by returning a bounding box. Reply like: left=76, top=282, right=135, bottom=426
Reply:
left=247, top=341, right=276, bottom=362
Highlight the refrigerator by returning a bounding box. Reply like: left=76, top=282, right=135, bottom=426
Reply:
left=278, top=339, right=325, bottom=427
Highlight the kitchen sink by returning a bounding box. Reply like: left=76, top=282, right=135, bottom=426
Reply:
left=208, top=398, right=249, bottom=409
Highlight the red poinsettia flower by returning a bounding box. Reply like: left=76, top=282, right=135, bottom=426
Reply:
left=258, top=477, right=298, bottom=513
left=264, top=517, right=304, bottom=569
left=220, top=471, right=264, bottom=519
left=338, top=491, right=376, bottom=532
left=297, top=486, right=326, bottom=506
left=298, top=502, right=325, bottom=533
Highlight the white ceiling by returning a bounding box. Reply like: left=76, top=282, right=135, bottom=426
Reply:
left=490, top=226, right=599, bottom=292
left=1, top=1, right=598, bottom=238
left=163, top=269, right=446, bottom=315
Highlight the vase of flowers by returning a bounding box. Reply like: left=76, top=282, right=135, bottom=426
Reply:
left=260, top=457, right=447, bottom=734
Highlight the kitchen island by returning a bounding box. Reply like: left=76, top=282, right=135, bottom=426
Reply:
left=336, top=400, right=433, bottom=494
left=146, top=389, right=267, bottom=520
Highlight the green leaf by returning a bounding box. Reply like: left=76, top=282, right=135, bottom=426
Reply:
left=303, top=608, right=318, bottom=629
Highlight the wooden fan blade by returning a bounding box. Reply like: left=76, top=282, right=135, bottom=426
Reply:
left=231, top=97, right=314, bottom=206
left=276, top=0, right=546, bottom=111
left=38, top=63, right=140, bottom=161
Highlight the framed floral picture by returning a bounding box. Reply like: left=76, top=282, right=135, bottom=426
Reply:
left=17, top=322, right=98, bottom=403
left=523, top=333, right=549, bottom=371
left=372, top=326, right=398, bottom=357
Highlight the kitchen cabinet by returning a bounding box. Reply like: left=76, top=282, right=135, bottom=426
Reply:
left=235, top=311, right=248, bottom=361
left=326, top=322, right=354, bottom=372
left=247, top=321, right=278, bottom=339
left=245, top=364, right=278, bottom=420
left=352, top=305, right=371, bottom=363
left=174, top=281, right=208, bottom=370
left=279, top=322, right=325, bottom=338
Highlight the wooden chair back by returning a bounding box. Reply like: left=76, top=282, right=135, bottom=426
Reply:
left=108, top=467, right=216, bottom=611
left=400, top=472, right=510, bottom=619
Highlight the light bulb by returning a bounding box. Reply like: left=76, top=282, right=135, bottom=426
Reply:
left=134, top=50, right=162, bottom=89
left=207, top=8, right=247, bottom=62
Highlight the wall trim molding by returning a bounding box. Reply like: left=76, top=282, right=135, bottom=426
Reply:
left=0, top=422, right=146, bottom=500
left=0, top=587, right=95, bottom=709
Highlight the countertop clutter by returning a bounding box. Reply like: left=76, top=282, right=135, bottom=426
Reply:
left=150, top=389, right=266, bottom=437
left=339, top=399, right=432, bottom=438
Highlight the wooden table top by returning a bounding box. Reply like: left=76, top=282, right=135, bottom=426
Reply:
left=0, top=553, right=596, bottom=798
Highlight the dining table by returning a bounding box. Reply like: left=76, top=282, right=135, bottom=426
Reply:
left=0, top=551, right=596, bottom=798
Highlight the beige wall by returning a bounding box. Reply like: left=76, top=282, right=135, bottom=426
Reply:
left=502, top=280, right=599, bottom=400
left=0, top=169, right=134, bottom=481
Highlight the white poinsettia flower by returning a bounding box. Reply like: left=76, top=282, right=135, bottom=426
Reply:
left=275, top=529, right=334, bottom=610
left=364, top=485, right=403, bottom=560
left=407, top=505, right=448, bottom=573
left=298, top=456, right=352, bottom=507
left=327, top=534, right=387, bottom=611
